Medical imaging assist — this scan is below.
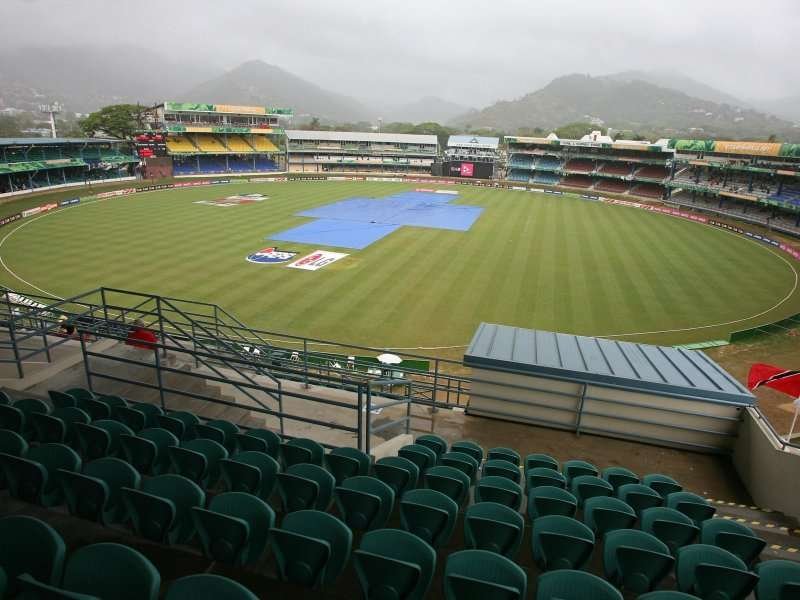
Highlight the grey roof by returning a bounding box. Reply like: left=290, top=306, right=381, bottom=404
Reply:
left=465, top=323, right=755, bottom=406
left=287, top=130, right=437, bottom=145
left=0, top=137, right=125, bottom=146
left=447, top=135, right=500, bottom=149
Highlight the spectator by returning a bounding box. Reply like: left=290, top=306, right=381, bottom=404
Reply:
left=126, top=319, right=158, bottom=350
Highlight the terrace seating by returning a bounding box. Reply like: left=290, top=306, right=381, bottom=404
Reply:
left=249, top=136, right=280, bottom=152
left=166, top=135, right=198, bottom=153
left=444, top=549, right=527, bottom=600
left=631, top=183, right=665, bottom=199
left=635, top=165, right=669, bottom=180
left=193, top=134, right=228, bottom=153
left=165, top=575, right=259, bottom=600
left=675, top=544, right=758, bottom=599
left=564, top=159, right=594, bottom=173
left=535, top=156, right=562, bottom=170
left=0, top=515, right=66, bottom=598
left=595, top=179, right=629, bottom=193
left=561, top=174, right=593, bottom=188
left=225, top=135, right=254, bottom=153
left=599, top=161, right=633, bottom=176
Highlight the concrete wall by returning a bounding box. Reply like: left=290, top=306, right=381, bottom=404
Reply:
left=734, top=408, right=800, bottom=520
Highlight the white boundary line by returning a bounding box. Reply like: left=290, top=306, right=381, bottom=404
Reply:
left=0, top=184, right=798, bottom=349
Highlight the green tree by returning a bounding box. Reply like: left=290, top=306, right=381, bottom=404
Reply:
left=79, top=104, right=143, bottom=139
left=308, top=117, right=321, bottom=131
left=0, top=115, right=24, bottom=137
left=554, top=122, right=603, bottom=140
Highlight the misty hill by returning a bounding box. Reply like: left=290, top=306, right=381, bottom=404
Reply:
left=604, top=69, right=749, bottom=108
left=0, top=45, right=216, bottom=114
left=449, top=74, right=799, bottom=140
left=751, top=95, right=800, bottom=123
left=178, top=60, right=368, bottom=123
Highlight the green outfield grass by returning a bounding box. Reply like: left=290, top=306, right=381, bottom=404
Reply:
left=1, top=180, right=798, bottom=353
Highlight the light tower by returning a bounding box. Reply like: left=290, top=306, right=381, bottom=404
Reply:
left=38, top=102, right=63, bottom=138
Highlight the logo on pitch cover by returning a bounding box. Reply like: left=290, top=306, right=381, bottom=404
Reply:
left=246, top=247, right=298, bottom=264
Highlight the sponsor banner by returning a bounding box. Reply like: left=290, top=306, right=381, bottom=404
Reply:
left=246, top=247, right=298, bottom=264
left=288, top=250, right=349, bottom=271
left=780, top=243, right=800, bottom=261
left=0, top=213, right=22, bottom=227
left=96, top=188, right=136, bottom=198
left=460, top=163, right=474, bottom=177
left=59, top=197, right=80, bottom=207
left=216, top=104, right=266, bottom=115
left=714, top=141, right=782, bottom=157
left=249, top=177, right=288, bottom=183
left=511, top=186, right=526, bottom=191
left=22, top=206, right=43, bottom=218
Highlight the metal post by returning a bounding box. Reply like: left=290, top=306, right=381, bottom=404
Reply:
left=100, top=288, right=109, bottom=323
left=405, top=384, right=411, bottom=435
left=155, top=296, right=167, bottom=357
left=192, top=322, right=199, bottom=368
left=154, top=348, right=166, bottom=410
left=303, top=339, right=309, bottom=389
left=575, top=383, right=588, bottom=436
left=79, top=333, right=93, bottom=393
left=431, top=359, right=440, bottom=412
left=41, top=318, right=52, bottom=363
left=357, top=383, right=364, bottom=451
left=7, top=318, right=23, bottom=379
left=366, top=386, right=373, bottom=456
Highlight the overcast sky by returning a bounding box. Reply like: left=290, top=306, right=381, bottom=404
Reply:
left=2, top=0, right=799, bottom=106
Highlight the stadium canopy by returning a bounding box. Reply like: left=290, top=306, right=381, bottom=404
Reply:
left=463, top=323, right=754, bottom=452
left=0, top=138, right=125, bottom=146
left=286, top=130, right=437, bottom=146
left=446, top=135, right=500, bottom=150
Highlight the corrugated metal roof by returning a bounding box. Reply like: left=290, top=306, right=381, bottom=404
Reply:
left=286, top=130, right=437, bottom=145
left=0, top=137, right=124, bottom=146
left=447, top=135, right=500, bottom=149
left=464, top=323, right=754, bottom=405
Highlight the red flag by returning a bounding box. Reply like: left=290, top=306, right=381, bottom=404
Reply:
left=747, top=363, right=800, bottom=398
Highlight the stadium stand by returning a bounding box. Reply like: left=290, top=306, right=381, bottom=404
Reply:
left=561, top=174, right=593, bottom=188
left=288, top=130, right=437, bottom=175
left=165, top=136, right=198, bottom=154
left=563, top=159, right=594, bottom=173
left=0, top=138, right=139, bottom=195
left=594, top=179, right=629, bottom=194
left=533, top=172, right=560, bottom=185
left=224, top=135, right=254, bottom=153
left=535, top=157, right=562, bottom=171
left=634, top=165, right=669, bottom=181
left=597, top=161, right=632, bottom=177
left=632, top=183, right=666, bottom=199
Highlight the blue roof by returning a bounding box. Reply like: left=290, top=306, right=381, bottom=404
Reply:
left=447, top=135, right=500, bottom=149
left=0, top=137, right=126, bottom=146
left=464, top=323, right=755, bottom=406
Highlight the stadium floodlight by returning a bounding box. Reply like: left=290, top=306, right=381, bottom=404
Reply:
left=38, top=102, right=63, bottom=138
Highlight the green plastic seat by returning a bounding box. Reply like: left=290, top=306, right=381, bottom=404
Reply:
left=439, top=450, right=479, bottom=482
left=400, top=488, right=458, bottom=547
left=528, top=485, right=578, bottom=519
left=335, top=475, right=395, bottom=530
left=451, top=440, right=483, bottom=463
left=701, top=518, right=766, bottom=565
left=282, top=437, right=325, bottom=467
left=562, top=459, right=599, bottom=483
left=130, top=402, right=164, bottom=428
left=619, top=483, right=664, bottom=514
left=536, top=570, right=622, bottom=600
left=220, top=450, right=279, bottom=500
left=638, top=593, right=702, bottom=600
left=82, top=398, right=112, bottom=421
left=571, top=474, right=614, bottom=507
left=603, top=466, right=640, bottom=490
left=74, top=419, right=134, bottom=459
left=157, top=411, right=200, bottom=441
left=465, top=501, right=524, bottom=558
left=165, top=574, right=258, bottom=600
left=675, top=544, right=758, bottom=600
left=196, top=418, right=239, bottom=452
left=475, top=475, right=523, bottom=509
left=326, top=446, right=371, bottom=484
left=0, top=404, right=24, bottom=435
left=277, top=462, right=335, bottom=512
left=14, top=398, right=50, bottom=439
left=61, top=543, right=160, bottom=600
left=112, top=405, right=147, bottom=432
left=1, top=442, right=81, bottom=506
left=424, top=464, right=471, bottom=505
left=667, top=492, right=717, bottom=526
left=399, top=443, right=438, bottom=473
left=49, top=390, right=78, bottom=409
left=754, top=559, right=800, bottom=600
left=0, top=390, right=9, bottom=404
left=483, top=458, right=522, bottom=483
left=603, top=529, right=674, bottom=593
left=0, top=428, right=28, bottom=489
left=31, top=407, right=91, bottom=445
left=96, top=394, right=127, bottom=408
left=0, top=515, right=66, bottom=598
left=527, top=467, right=567, bottom=491
left=487, top=446, right=520, bottom=466
left=532, top=515, right=595, bottom=571
left=525, top=452, right=559, bottom=473
left=65, top=388, right=95, bottom=403
left=641, top=507, right=700, bottom=555
left=644, top=473, right=683, bottom=498
left=374, top=456, right=420, bottom=495
left=168, top=438, right=228, bottom=487
left=270, top=509, right=353, bottom=588
left=236, top=428, right=281, bottom=458
left=584, top=495, right=637, bottom=535
left=123, top=473, right=205, bottom=544
left=120, top=427, right=179, bottom=475
left=416, top=434, right=448, bottom=457
left=60, top=457, right=141, bottom=524
left=354, top=528, right=436, bottom=600
left=444, top=549, right=527, bottom=600
left=192, top=491, right=274, bottom=565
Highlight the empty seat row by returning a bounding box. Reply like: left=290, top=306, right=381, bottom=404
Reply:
left=0, top=515, right=258, bottom=600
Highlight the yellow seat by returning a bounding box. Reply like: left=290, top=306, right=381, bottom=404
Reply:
left=225, top=136, right=254, bottom=153
left=166, top=136, right=198, bottom=153
left=193, top=135, right=228, bottom=153
left=249, top=136, right=279, bottom=152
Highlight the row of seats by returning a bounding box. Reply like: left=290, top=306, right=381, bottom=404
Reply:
left=2, top=390, right=799, bottom=599
left=0, top=515, right=258, bottom=600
